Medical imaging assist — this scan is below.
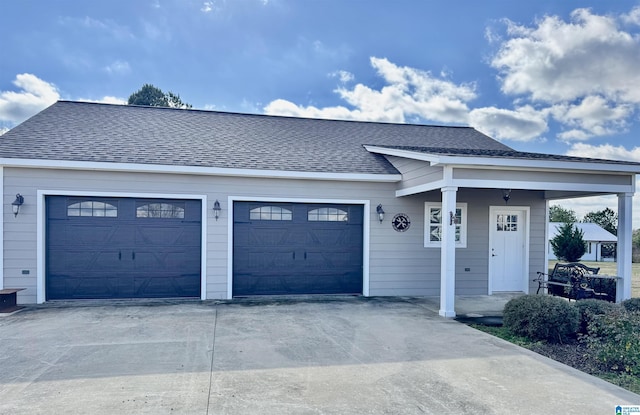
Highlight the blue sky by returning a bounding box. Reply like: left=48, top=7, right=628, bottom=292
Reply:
left=2, top=0, right=640, bottom=227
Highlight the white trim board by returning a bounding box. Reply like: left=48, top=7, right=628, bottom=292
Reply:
left=1, top=158, right=401, bottom=183
left=364, top=145, right=640, bottom=174
left=226, top=196, right=371, bottom=300
left=36, top=190, right=208, bottom=304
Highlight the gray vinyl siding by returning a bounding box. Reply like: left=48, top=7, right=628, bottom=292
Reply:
left=385, top=156, right=443, bottom=190
left=3, top=167, right=548, bottom=304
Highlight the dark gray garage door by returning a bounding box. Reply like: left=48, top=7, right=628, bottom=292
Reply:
left=46, top=196, right=201, bottom=300
left=233, top=202, right=363, bottom=296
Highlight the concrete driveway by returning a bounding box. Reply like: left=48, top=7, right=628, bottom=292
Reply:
left=0, top=297, right=637, bottom=414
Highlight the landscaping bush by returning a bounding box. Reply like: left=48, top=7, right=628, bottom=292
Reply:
left=622, top=298, right=640, bottom=313
left=585, top=308, right=640, bottom=375
left=503, top=295, right=579, bottom=343
left=574, top=299, right=618, bottom=335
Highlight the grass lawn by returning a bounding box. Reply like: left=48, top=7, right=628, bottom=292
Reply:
left=548, top=261, right=640, bottom=298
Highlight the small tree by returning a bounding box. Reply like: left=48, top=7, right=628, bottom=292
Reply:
left=549, top=205, right=578, bottom=223
left=128, top=84, right=192, bottom=108
left=583, top=207, right=617, bottom=235
left=551, top=222, right=586, bottom=262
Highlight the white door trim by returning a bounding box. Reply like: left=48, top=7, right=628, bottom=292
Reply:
left=227, top=196, right=370, bottom=300
left=488, top=206, right=530, bottom=294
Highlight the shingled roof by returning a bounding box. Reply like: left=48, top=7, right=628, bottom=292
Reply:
left=4, top=101, right=638, bottom=175
left=0, top=101, right=513, bottom=175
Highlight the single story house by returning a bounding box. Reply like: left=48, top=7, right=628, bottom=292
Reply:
left=548, top=222, right=617, bottom=262
left=1, top=101, right=638, bottom=317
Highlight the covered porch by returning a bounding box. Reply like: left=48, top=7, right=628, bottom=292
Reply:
left=366, top=145, right=639, bottom=317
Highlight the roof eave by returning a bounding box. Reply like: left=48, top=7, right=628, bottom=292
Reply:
left=364, top=145, right=640, bottom=174
left=0, top=158, right=402, bottom=182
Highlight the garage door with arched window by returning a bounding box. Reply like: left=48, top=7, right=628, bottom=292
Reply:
left=233, top=202, right=364, bottom=296
left=46, top=196, right=201, bottom=300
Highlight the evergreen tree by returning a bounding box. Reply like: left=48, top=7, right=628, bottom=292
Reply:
left=550, top=222, right=586, bottom=262
left=128, top=84, right=192, bottom=108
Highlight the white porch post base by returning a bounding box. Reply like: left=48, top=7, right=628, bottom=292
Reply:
left=439, top=186, right=457, bottom=318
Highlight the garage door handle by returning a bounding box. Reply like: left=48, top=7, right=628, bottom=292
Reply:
left=293, top=252, right=295, bottom=260
left=304, top=252, right=307, bottom=260
left=118, top=251, right=121, bottom=260
left=132, top=251, right=136, bottom=260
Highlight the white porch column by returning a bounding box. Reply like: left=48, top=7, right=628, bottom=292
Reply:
left=439, top=186, right=458, bottom=317
left=617, top=192, right=633, bottom=301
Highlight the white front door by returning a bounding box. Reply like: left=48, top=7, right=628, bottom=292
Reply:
left=489, top=207, right=529, bottom=293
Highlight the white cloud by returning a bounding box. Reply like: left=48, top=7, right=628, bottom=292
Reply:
left=265, top=57, right=476, bottom=125
left=0, top=74, right=60, bottom=125
left=555, top=142, right=640, bottom=229
left=621, top=6, right=640, bottom=26
left=552, top=96, right=632, bottom=141
left=265, top=7, right=640, bottom=143
left=264, top=98, right=394, bottom=122
left=329, top=70, right=354, bottom=84
left=0, top=127, right=9, bottom=136
left=469, top=105, right=548, bottom=141
left=493, top=9, right=640, bottom=103
left=104, top=60, right=131, bottom=75
left=78, top=96, right=127, bottom=105
left=484, top=7, right=640, bottom=141
left=565, top=142, right=640, bottom=162
left=201, top=2, right=214, bottom=13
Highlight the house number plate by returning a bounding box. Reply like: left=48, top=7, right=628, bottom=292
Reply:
left=392, top=213, right=410, bottom=232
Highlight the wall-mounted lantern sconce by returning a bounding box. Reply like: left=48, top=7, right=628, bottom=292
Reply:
left=501, top=189, right=512, bottom=204
left=213, top=200, right=221, bottom=221
left=11, top=193, right=24, bottom=218
left=376, top=204, right=385, bottom=223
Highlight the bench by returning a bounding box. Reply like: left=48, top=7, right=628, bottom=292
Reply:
left=0, top=288, right=25, bottom=313
left=534, top=263, right=617, bottom=302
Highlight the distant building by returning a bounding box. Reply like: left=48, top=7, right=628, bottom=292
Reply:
left=548, top=222, right=617, bottom=262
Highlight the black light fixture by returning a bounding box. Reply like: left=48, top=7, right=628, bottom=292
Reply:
left=213, top=199, right=221, bottom=221
left=502, top=189, right=512, bottom=204
left=376, top=204, right=385, bottom=223
left=11, top=193, right=24, bottom=217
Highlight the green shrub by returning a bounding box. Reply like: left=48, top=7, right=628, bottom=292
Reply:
left=503, top=295, right=579, bottom=343
left=574, top=299, right=618, bottom=335
left=622, top=298, right=640, bottom=313
left=585, top=309, right=640, bottom=375
left=550, top=222, right=586, bottom=262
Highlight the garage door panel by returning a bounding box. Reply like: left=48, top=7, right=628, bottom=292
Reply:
left=46, top=196, right=201, bottom=300
left=233, top=202, right=363, bottom=296
left=134, top=225, right=200, bottom=246
left=246, top=227, right=303, bottom=246
left=234, top=250, right=297, bottom=272
left=133, top=274, right=200, bottom=297
left=48, top=274, right=128, bottom=299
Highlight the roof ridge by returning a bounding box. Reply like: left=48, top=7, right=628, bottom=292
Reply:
left=57, top=100, right=477, bottom=130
